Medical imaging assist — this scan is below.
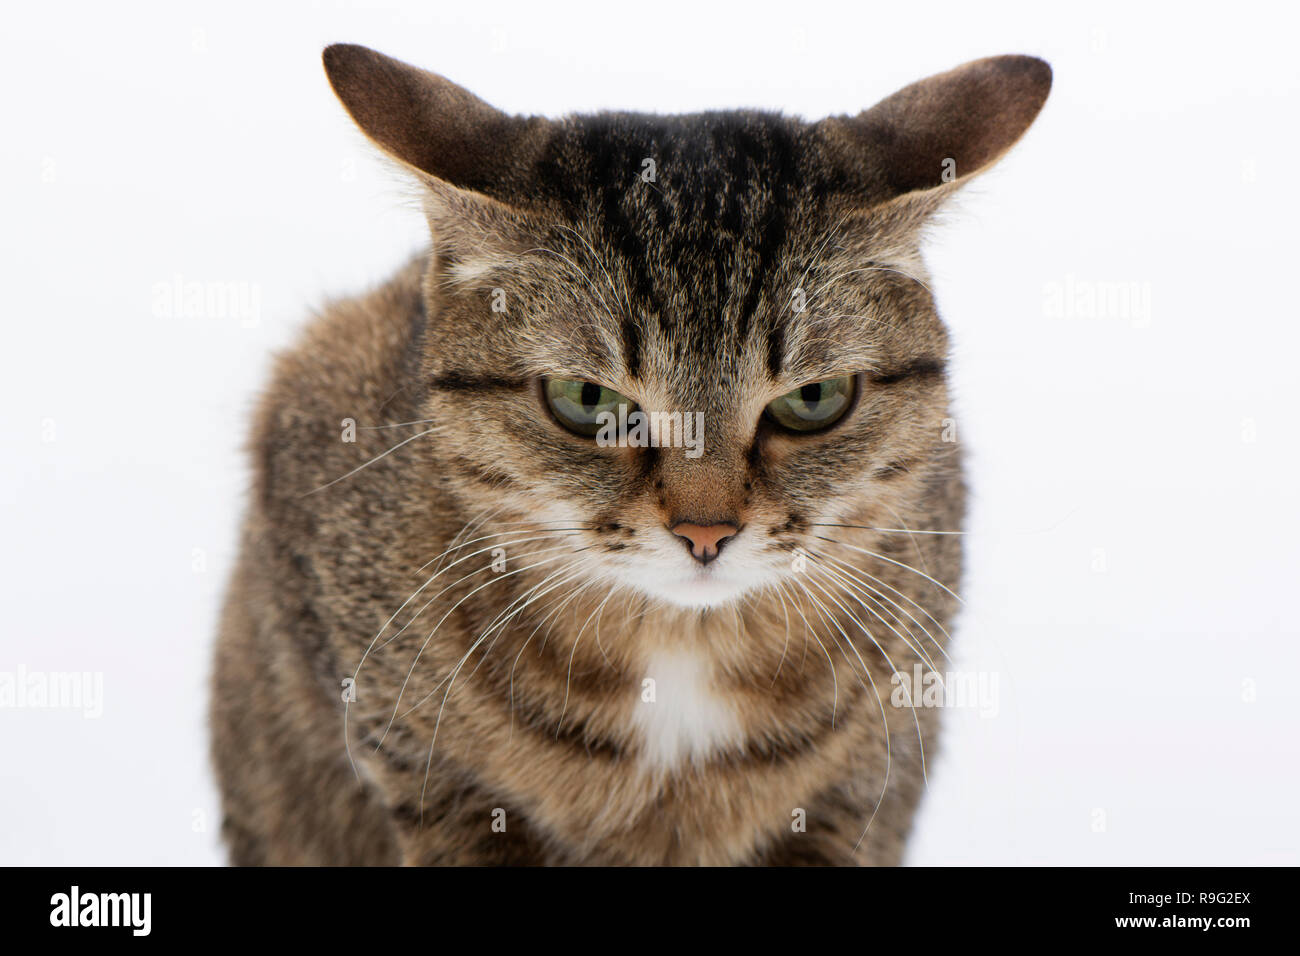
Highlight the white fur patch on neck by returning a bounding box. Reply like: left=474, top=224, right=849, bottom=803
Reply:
left=633, top=648, right=741, bottom=772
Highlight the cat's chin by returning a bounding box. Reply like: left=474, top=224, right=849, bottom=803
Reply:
left=631, top=568, right=759, bottom=610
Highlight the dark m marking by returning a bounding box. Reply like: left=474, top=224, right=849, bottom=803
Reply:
left=621, top=315, right=642, bottom=379
left=766, top=322, right=786, bottom=377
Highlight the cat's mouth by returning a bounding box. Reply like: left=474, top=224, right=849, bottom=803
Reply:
left=627, top=548, right=767, bottom=609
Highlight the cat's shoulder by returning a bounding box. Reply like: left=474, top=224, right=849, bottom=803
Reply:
left=275, top=254, right=426, bottom=405
left=246, top=254, right=428, bottom=507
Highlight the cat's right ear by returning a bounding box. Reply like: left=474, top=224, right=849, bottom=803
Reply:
left=322, top=44, right=545, bottom=254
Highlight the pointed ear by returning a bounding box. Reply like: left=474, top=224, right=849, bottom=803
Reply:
left=323, top=44, right=550, bottom=271
left=321, top=43, right=548, bottom=196
left=821, top=54, right=1051, bottom=207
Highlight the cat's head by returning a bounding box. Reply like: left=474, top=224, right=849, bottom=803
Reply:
left=323, top=45, right=1049, bottom=609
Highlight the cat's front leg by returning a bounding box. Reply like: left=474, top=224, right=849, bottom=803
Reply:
left=373, top=759, right=552, bottom=866
left=755, top=776, right=921, bottom=867
left=388, top=813, right=546, bottom=866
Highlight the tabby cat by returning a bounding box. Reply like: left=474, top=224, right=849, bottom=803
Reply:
left=210, top=44, right=1050, bottom=865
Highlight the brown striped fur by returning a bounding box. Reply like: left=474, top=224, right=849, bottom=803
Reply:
left=210, top=46, right=1049, bottom=865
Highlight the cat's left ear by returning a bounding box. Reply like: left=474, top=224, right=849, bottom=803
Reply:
left=322, top=44, right=547, bottom=255
left=820, top=54, right=1051, bottom=212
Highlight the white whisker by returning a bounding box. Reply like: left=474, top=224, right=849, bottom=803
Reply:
left=378, top=547, right=580, bottom=751
left=302, top=428, right=435, bottom=496
left=814, top=535, right=965, bottom=605
left=791, top=577, right=893, bottom=849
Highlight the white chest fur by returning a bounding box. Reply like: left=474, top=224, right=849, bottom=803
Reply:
left=632, top=649, right=741, bottom=771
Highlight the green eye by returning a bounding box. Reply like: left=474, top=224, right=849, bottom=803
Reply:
left=765, top=374, right=857, bottom=432
left=544, top=378, right=634, bottom=437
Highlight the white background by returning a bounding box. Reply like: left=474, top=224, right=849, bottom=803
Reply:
left=2, top=0, right=1297, bottom=865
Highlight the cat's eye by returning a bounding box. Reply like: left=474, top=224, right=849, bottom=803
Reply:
left=543, top=378, right=635, bottom=437
left=765, top=374, right=857, bottom=432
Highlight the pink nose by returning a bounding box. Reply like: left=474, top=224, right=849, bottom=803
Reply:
left=671, top=522, right=739, bottom=565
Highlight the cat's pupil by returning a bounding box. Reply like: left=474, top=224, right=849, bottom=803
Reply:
left=800, top=383, right=822, bottom=405
left=580, top=382, right=602, bottom=408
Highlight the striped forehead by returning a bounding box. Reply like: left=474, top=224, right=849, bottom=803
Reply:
left=534, top=111, right=817, bottom=379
